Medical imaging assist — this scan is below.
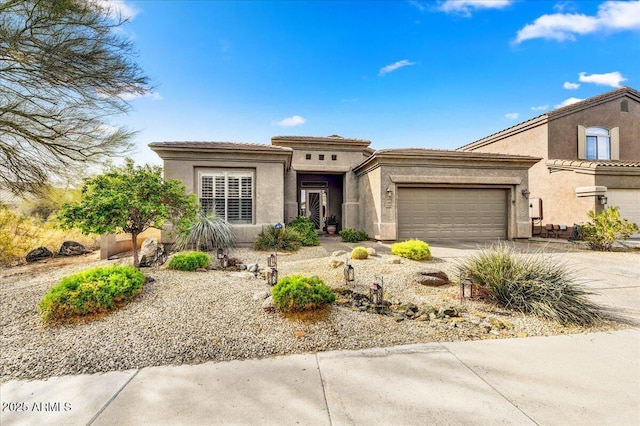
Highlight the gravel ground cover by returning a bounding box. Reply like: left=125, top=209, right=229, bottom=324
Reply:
left=0, top=244, right=624, bottom=382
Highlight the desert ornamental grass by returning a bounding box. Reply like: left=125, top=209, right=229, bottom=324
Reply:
left=459, top=244, right=609, bottom=326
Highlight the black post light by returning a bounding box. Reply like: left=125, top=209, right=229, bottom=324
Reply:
left=267, top=267, right=278, bottom=286
left=459, top=270, right=473, bottom=301
left=370, top=276, right=384, bottom=312
left=344, top=256, right=355, bottom=285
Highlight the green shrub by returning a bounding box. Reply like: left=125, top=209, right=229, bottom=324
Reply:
left=39, top=265, right=144, bottom=322
left=459, top=244, right=607, bottom=325
left=174, top=211, right=235, bottom=251
left=168, top=251, right=211, bottom=271
left=271, top=274, right=336, bottom=313
left=253, top=225, right=302, bottom=252
left=287, top=216, right=319, bottom=246
left=391, top=239, right=432, bottom=261
left=339, top=228, right=369, bottom=243
left=351, top=246, right=369, bottom=259
left=581, top=207, right=638, bottom=251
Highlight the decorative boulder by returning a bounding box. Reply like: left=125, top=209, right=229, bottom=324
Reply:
left=413, top=269, right=450, bottom=287
left=138, top=237, right=167, bottom=267
left=26, top=246, right=54, bottom=263
left=329, top=259, right=345, bottom=268
left=366, top=248, right=377, bottom=257
left=58, top=241, right=86, bottom=256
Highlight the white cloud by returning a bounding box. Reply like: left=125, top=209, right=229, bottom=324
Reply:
left=439, top=0, right=512, bottom=16
left=563, top=81, right=580, bottom=90
left=119, top=91, right=162, bottom=101
left=555, top=97, right=584, bottom=108
left=378, top=60, right=416, bottom=76
left=505, top=112, right=519, bottom=120
left=273, top=115, right=306, bottom=127
left=515, top=0, right=640, bottom=43
left=578, top=71, right=627, bottom=87
left=94, top=0, right=138, bottom=20
left=531, top=104, right=549, bottom=111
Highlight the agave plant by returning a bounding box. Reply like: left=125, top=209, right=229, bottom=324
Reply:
left=174, top=211, right=235, bottom=252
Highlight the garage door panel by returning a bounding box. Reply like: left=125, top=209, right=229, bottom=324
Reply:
left=606, top=189, right=640, bottom=238
left=398, top=188, right=507, bottom=241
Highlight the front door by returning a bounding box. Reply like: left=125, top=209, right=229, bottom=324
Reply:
left=301, top=189, right=327, bottom=230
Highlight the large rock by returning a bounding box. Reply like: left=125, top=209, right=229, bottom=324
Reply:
left=25, top=246, right=54, bottom=263
left=139, top=237, right=167, bottom=267
left=329, top=259, right=345, bottom=268
left=58, top=241, right=86, bottom=256
left=412, top=269, right=450, bottom=287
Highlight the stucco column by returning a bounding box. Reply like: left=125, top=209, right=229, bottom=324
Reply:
left=284, top=168, right=298, bottom=223
left=342, top=171, right=360, bottom=230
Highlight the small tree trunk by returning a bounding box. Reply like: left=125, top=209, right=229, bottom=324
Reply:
left=131, top=232, right=140, bottom=267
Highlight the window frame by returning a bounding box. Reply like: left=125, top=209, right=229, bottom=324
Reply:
left=585, top=127, right=611, bottom=160
left=198, top=169, right=254, bottom=224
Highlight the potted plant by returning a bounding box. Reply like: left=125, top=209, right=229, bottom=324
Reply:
left=326, top=215, right=338, bottom=235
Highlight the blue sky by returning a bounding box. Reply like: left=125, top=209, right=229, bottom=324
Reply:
left=106, top=0, right=640, bottom=166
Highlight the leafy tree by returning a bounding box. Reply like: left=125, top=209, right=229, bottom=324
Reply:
left=58, top=160, right=198, bottom=267
left=581, top=206, right=639, bottom=251
left=0, top=0, right=151, bottom=195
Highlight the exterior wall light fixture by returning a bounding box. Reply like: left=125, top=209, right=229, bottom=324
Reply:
left=521, top=189, right=530, bottom=198
left=598, top=195, right=608, bottom=205
left=386, top=186, right=393, bottom=197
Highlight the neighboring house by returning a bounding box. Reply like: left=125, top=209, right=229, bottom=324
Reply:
left=149, top=135, right=539, bottom=244
left=459, top=87, right=640, bottom=237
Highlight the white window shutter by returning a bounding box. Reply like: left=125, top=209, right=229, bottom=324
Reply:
left=610, top=127, right=620, bottom=160
left=577, top=125, right=586, bottom=159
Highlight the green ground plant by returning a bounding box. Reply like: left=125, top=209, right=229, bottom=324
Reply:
left=174, top=211, right=235, bottom=252
left=39, top=265, right=144, bottom=323
left=580, top=207, right=638, bottom=251
left=350, top=246, right=369, bottom=259
left=168, top=252, right=211, bottom=271
left=391, top=239, right=432, bottom=261
left=253, top=225, right=302, bottom=252
left=459, top=244, right=608, bottom=325
left=271, top=274, right=336, bottom=313
left=287, top=216, right=319, bottom=246
left=339, top=228, right=369, bottom=243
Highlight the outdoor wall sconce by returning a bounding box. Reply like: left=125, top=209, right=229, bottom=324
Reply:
left=521, top=189, right=530, bottom=198
left=598, top=195, right=608, bottom=205
left=386, top=186, right=393, bottom=198
left=460, top=277, right=474, bottom=301
left=370, top=276, right=384, bottom=312
left=267, top=267, right=278, bottom=286
left=344, top=257, right=355, bottom=285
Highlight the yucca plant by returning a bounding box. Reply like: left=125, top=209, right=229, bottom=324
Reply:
left=459, top=243, right=609, bottom=325
left=174, top=211, right=235, bottom=252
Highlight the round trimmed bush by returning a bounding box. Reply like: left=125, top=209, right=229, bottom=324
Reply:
left=168, top=251, right=210, bottom=271
left=271, top=275, right=336, bottom=313
left=391, top=239, right=432, bottom=261
left=39, top=265, right=144, bottom=323
left=351, top=246, right=369, bottom=259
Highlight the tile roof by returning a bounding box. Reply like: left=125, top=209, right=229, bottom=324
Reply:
left=272, top=135, right=371, bottom=144
left=148, top=141, right=292, bottom=153
left=546, top=159, right=640, bottom=169
left=372, top=147, right=540, bottom=161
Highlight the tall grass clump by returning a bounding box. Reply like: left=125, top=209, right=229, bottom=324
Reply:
left=168, top=251, right=210, bottom=271
left=271, top=275, right=336, bottom=313
left=459, top=244, right=607, bottom=325
left=287, top=216, right=319, bottom=246
left=254, top=225, right=302, bottom=252
left=174, top=211, right=235, bottom=252
left=39, top=265, right=144, bottom=323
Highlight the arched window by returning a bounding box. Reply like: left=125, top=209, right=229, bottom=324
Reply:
left=586, top=127, right=610, bottom=160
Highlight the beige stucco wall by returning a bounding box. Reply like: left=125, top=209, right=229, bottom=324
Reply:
left=357, top=158, right=533, bottom=241
left=161, top=154, right=287, bottom=243
left=548, top=95, right=640, bottom=161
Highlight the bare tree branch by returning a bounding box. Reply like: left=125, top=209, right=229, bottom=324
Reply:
left=0, top=0, right=151, bottom=195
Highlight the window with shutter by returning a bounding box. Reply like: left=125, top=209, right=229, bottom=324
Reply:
left=198, top=170, right=254, bottom=224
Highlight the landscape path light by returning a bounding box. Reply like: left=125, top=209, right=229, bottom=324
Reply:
left=460, top=270, right=474, bottom=301
left=370, top=275, right=384, bottom=312
left=344, top=256, right=355, bottom=285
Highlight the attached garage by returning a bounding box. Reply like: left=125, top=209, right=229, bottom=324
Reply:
left=606, top=189, right=640, bottom=237
left=397, top=187, right=508, bottom=241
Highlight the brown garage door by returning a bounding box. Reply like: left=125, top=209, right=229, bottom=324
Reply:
left=397, top=187, right=507, bottom=241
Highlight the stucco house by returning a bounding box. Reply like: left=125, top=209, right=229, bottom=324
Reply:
left=149, top=135, right=539, bottom=244
left=458, top=87, right=640, bottom=237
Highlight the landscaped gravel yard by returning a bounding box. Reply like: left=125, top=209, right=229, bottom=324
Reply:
left=0, top=243, right=625, bottom=382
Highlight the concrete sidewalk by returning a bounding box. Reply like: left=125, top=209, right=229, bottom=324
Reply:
left=2, top=329, right=638, bottom=426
